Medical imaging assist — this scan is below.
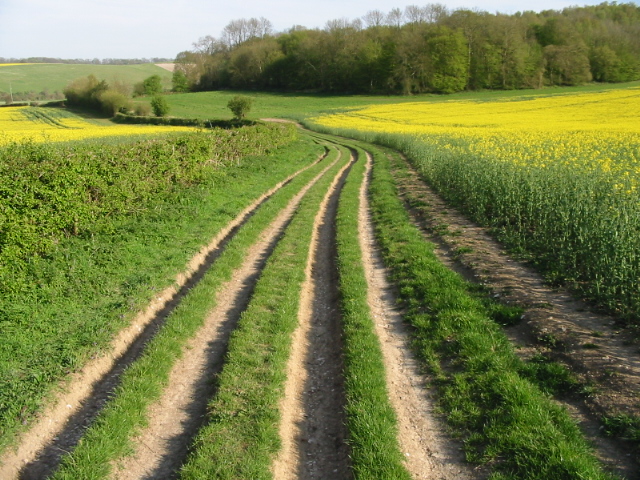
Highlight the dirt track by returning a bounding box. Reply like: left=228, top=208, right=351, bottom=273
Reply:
left=391, top=153, right=640, bottom=477
left=2, top=133, right=638, bottom=479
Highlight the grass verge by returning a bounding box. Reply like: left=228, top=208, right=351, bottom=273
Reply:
left=0, top=126, right=303, bottom=455
left=366, top=145, right=619, bottom=480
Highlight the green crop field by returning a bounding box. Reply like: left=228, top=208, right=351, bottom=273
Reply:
left=128, top=80, right=640, bottom=121
left=0, top=63, right=173, bottom=97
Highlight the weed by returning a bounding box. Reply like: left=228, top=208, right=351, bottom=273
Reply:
left=602, top=414, right=640, bottom=443
left=453, top=246, right=474, bottom=260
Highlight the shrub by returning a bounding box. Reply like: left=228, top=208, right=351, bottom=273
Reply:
left=143, top=75, right=163, bottom=95
left=134, top=103, right=152, bottom=116
left=63, top=74, right=109, bottom=110
left=98, top=90, right=132, bottom=116
left=172, top=69, right=190, bottom=92
left=227, top=95, right=253, bottom=120
left=151, top=95, right=170, bottom=117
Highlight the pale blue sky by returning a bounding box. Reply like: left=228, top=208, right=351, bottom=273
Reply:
left=0, top=0, right=629, bottom=60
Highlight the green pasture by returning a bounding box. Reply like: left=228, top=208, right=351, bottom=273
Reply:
left=0, top=63, right=172, bottom=96
left=131, top=80, right=640, bottom=122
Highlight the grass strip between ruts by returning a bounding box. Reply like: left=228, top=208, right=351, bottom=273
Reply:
left=366, top=145, right=619, bottom=480
left=50, top=137, right=336, bottom=479
left=335, top=143, right=412, bottom=479
left=178, top=143, right=352, bottom=479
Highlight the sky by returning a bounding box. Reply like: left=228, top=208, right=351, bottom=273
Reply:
left=0, top=0, right=634, bottom=60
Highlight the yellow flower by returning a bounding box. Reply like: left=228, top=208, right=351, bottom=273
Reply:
left=0, top=107, right=198, bottom=145
left=312, top=86, right=640, bottom=196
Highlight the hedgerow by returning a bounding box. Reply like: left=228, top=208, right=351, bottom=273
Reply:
left=0, top=123, right=297, bottom=295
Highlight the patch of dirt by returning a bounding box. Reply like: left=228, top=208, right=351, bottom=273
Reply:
left=273, top=147, right=352, bottom=479
left=111, top=147, right=341, bottom=479
left=0, top=156, right=325, bottom=480
left=391, top=154, right=640, bottom=477
left=155, top=63, right=175, bottom=72
left=358, top=153, right=478, bottom=480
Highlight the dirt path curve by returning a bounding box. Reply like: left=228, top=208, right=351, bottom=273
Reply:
left=273, top=147, right=353, bottom=480
left=357, top=153, right=476, bottom=480
left=392, top=154, right=640, bottom=477
left=111, top=147, right=343, bottom=480
left=0, top=155, right=326, bottom=480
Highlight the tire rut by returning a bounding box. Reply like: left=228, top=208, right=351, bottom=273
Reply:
left=0, top=152, right=328, bottom=480
left=273, top=145, right=355, bottom=480
left=357, top=152, right=477, bottom=480
left=110, top=146, right=344, bottom=480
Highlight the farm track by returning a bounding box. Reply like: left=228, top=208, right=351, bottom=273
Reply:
left=3, top=134, right=472, bottom=480
left=4, top=130, right=636, bottom=479
left=390, top=153, right=640, bottom=477
left=273, top=147, right=353, bottom=479
left=111, top=143, right=344, bottom=479
left=0, top=146, right=329, bottom=480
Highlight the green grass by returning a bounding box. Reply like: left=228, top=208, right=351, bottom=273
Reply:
left=179, top=140, right=351, bottom=479
left=0, top=63, right=172, bottom=96
left=365, top=144, right=619, bottom=479
left=150, top=81, right=640, bottom=122
left=334, top=140, right=412, bottom=479
left=51, top=134, right=332, bottom=479
left=0, top=132, right=321, bottom=457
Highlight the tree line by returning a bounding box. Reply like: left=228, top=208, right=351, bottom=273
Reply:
left=174, top=2, right=640, bottom=94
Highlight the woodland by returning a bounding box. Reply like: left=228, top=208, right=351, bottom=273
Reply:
left=174, top=2, right=640, bottom=94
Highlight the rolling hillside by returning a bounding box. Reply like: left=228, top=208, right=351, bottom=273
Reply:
left=0, top=63, right=173, bottom=99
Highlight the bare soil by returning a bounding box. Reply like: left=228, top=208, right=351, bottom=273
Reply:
left=390, top=154, right=640, bottom=478
left=155, top=63, right=175, bottom=72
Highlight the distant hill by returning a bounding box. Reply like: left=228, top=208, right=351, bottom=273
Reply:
left=0, top=63, right=173, bottom=102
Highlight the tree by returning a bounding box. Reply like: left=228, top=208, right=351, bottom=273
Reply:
left=544, top=43, right=592, bottom=85
left=426, top=26, right=469, bottom=93
left=222, top=17, right=273, bottom=47
left=98, top=90, right=132, bottom=116
left=151, top=95, right=170, bottom=117
left=227, top=95, right=253, bottom=120
left=143, top=75, right=163, bottom=95
left=362, top=10, right=386, bottom=28
left=172, top=69, right=190, bottom=92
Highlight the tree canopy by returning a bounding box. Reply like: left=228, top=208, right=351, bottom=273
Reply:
left=176, top=3, right=640, bottom=94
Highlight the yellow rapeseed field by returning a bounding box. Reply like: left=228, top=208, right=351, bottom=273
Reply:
left=313, top=87, right=640, bottom=191
left=315, top=85, right=640, bottom=317
left=0, top=106, right=197, bottom=144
